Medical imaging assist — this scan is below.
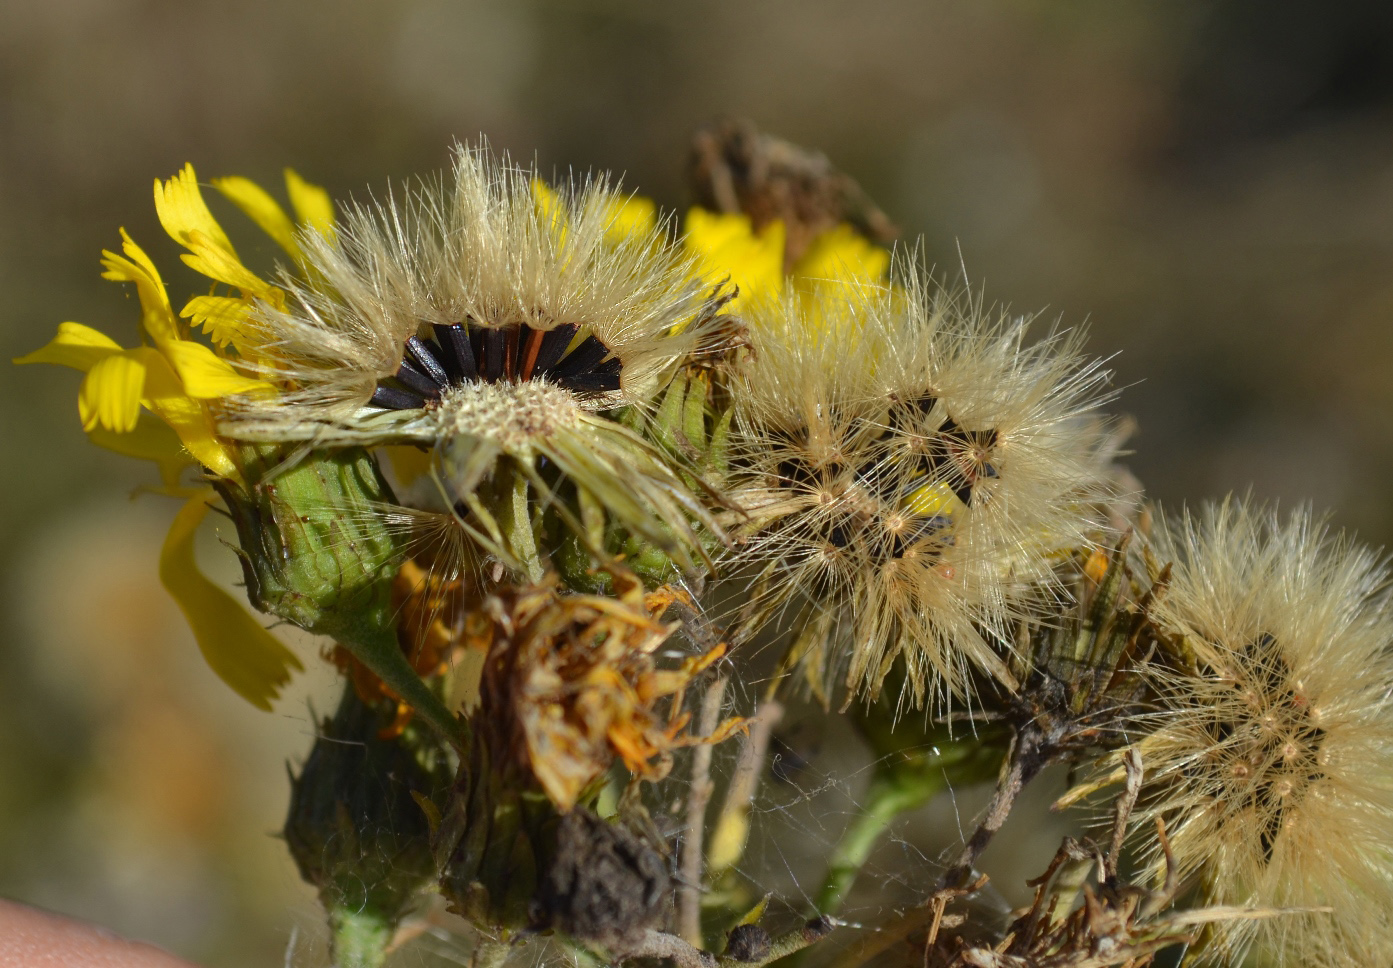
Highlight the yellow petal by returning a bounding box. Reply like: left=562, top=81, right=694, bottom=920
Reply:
left=284, top=168, right=336, bottom=241
left=212, top=175, right=299, bottom=258
left=156, top=165, right=281, bottom=301
left=155, top=163, right=237, bottom=259
left=160, top=339, right=270, bottom=398
left=100, top=230, right=181, bottom=346
left=147, top=397, right=237, bottom=478
left=179, top=231, right=277, bottom=297
left=180, top=294, right=257, bottom=350
left=382, top=444, right=433, bottom=489
left=159, top=492, right=303, bottom=710
left=792, top=223, right=890, bottom=288
left=79, top=352, right=147, bottom=432
left=903, top=478, right=963, bottom=519
left=683, top=208, right=785, bottom=308
left=532, top=177, right=561, bottom=219
left=531, top=177, right=570, bottom=248
left=137, top=351, right=239, bottom=478
left=604, top=194, right=658, bottom=245
left=13, top=321, right=122, bottom=372
left=86, top=415, right=193, bottom=490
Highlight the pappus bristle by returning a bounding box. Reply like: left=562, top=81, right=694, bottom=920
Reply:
left=1123, top=499, right=1393, bottom=966
left=723, top=269, right=1116, bottom=709
left=215, top=144, right=728, bottom=580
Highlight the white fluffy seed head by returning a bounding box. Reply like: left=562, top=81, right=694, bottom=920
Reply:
left=224, top=143, right=712, bottom=433
left=725, top=271, right=1117, bottom=708
left=1129, top=499, right=1393, bottom=966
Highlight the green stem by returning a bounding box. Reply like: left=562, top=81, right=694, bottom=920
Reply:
left=328, top=907, right=393, bottom=968
left=814, top=764, right=946, bottom=915
left=335, top=623, right=461, bottom=745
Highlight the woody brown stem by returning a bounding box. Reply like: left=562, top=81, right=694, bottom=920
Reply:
left=707, top=698, right=784, bottom=874
left=679, top=675, right=729, bottom=946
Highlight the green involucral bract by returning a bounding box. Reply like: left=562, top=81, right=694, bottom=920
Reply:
left=213, top=444, right=461, bottom=741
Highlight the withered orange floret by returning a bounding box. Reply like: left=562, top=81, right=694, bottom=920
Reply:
left=470, top=569, right=743, bottom=810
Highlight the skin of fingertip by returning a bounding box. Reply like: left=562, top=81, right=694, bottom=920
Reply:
left=0, top=899, right=202, bottom=968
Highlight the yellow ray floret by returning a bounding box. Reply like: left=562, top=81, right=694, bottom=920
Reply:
left=284, top=168, right=336, bottom=241
left=16, top=162, right=338, bottom=713
left=160, top=491, right=303, bottom=709
left=212, top=167, right=338, bottom=263
left=792, top=222, right=891, bottom=292
left=15, top=321, right=259, bottom=477
left=155, top=163, right=281, bottom=304
left=531, top=177, right=658, bottom=249
left=683, top=208, right=785, bottom=309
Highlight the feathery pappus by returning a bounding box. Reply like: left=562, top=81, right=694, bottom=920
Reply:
left=1119, top=500, right=1393, bottom=967
left=723, top=271, right=1117, bottom=709
left=221, top=145, right=729, bottom=578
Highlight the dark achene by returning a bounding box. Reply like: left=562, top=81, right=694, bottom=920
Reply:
left=371, top=320, right=623, bottom=410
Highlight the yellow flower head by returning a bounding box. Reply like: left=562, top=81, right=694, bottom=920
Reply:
left=681, top=207, right=891, bottom=312
left=14, top=162, right=337, bottom=709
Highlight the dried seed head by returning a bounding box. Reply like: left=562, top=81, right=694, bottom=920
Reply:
left=724, top=271, right=1116, bottom=708
left=223, top=143, right=712, bottom=434
left=1126, top=500, right=1393, bottom=966
left=213, top=146, right=728, bottom=579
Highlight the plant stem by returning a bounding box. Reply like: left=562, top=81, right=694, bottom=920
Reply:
left=329, top=907, right=393, bottom=968
left=680, top=675, right=729, bottom=946
left=814, top=763, right=946, bottom=915
left=707, top=699, right=784, bottom=874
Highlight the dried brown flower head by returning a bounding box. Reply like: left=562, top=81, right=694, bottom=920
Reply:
left=467, top=570, right=743, bottom=810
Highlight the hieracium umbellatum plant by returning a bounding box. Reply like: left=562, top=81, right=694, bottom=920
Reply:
left=18, top=123, right=1393, bottom=968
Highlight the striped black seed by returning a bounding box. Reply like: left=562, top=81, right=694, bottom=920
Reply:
left=558, top=370, right=623, bottom=393
left=395, top=359, right=443, bottom=399
left=503, top=327, right=520, bottom=380
left=532, top=323, right=578, bottom=376
left=480, top=329, right=507, bottom=382
left=558, top=356, right=623, bottom=392
left=371, top=385, right=427, bottom=410
left=432, top=323, right=477, bottom=381
left=550, top=335, right=610, bottom=379
left=405, top=336, right=449, bottom=387
left=371, top=320, right=622, bottom=409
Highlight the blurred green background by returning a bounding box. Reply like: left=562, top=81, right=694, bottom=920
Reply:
left=4, top=0, right=1393, bottom=964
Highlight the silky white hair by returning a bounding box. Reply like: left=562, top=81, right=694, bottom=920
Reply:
left=222, top=143, right=712, bottom=440
left=723, top=266, right=1118, bottom=709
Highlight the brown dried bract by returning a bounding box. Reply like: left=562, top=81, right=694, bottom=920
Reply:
left=469, top=569, right=743, bottom=810
left=688, top=118, right=898, bottom=269
left=929, top=753, right=1284, bottom=968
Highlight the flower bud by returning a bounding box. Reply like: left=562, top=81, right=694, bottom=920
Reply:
left=285, top=688, right=452, bottom=968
